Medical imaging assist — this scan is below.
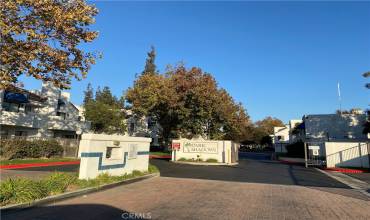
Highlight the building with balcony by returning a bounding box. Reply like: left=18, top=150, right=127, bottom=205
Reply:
left=0, top=82, right=90, bottom=139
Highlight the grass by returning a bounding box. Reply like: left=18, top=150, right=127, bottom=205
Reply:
left=150, top=151, right=171, bottom=156
left=177, top=158, right=219, bottom=163
left=0, top=158, right=79, bottom=166
left=0, top=164, right=159, bottom=206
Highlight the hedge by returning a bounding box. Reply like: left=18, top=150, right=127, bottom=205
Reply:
left=0, top=139, right=63, bottom=160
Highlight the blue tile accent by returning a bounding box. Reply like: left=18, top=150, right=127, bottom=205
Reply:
left=137, top=151, right=150, bottom=155
left=80, top=151, right=149, bottom=170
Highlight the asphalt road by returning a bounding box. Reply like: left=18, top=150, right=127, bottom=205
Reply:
left=3, top=152, right=348, bottom=189
left=3, top=154, right=369, bottom=220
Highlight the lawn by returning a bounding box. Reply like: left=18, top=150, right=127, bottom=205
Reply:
left=150, top=151, right=171, bottom=156
left=0, top=158, right=79, bottom=166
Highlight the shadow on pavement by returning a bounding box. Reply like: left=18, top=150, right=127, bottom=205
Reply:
left=2, top=204, right=150, bottom=220
left=150, top=156, right=350, bottom=189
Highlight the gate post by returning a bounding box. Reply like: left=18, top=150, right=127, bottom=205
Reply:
left=304, top=142, right=308, bottom=168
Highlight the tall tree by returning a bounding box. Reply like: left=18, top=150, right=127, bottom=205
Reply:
left=84, top=85, right=125, bottom=134
left=126, top=64, right=252, bottom=144
left=142, top=46, right=157, bottom=75
left=83, top=83, right=94, bottom=106
left=0, top=0, right=100, bottom=89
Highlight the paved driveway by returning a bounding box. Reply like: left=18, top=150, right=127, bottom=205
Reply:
left=3, top=155, right=370, bottom=220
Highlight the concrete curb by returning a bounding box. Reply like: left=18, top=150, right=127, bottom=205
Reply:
left=0, top=161, right=80, bottom=169
left=0, top=173, right=159, bottom=212
left=315, top=168, right=370, bottom=197
left=171, top=161, right=238, bottom=166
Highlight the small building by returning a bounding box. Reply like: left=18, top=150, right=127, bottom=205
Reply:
left=272, top=119, right=302, bottom=153
left=0, top=83, right=90, bottom=139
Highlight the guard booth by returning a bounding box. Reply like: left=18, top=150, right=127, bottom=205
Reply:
left=171, top=137, right=239, bottom=164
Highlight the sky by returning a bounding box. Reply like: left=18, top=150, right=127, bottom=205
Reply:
left=21, top=1, right=370, bottom=123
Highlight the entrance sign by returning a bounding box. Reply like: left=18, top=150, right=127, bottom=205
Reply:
left=171, top=138, right=239, bottom=164
left=183, top=142, right=218, bottom=154
left=308, top=145, right=320, bottom=150
left=78, top=133, right=151, bottom=179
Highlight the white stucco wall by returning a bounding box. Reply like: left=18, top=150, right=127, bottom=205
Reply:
left=325, top=142, right=369, bottom=168
left=171, top=138, right=239, bottom=164
left=78, top=133, right=151, bottom=179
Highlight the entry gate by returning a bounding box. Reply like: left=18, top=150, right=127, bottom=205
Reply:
left=304, top=142, right=325, bottom=167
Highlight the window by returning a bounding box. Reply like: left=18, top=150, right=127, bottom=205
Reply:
left=0, top=130, right=8, bottom=139
left=25, top=105, right=33, bottom=114
left=2, top=102, right=21, bottom=112
left=56, top=112, right=67, bottom=120
left=106, top=146, right=121, bottom=159
left=15, top=131, right=27, bottom=137
left=129, top=144, right=138, bottom=159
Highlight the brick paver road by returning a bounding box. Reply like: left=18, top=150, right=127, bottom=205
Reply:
left=2, top=157, right=370, bottom=220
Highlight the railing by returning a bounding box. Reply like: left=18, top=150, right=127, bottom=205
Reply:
left=0, top=111, right=38, bottom=128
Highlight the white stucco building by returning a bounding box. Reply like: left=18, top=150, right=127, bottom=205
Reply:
left=0, top=82, right=90, bottom=139
left=272, top=119, right=303, bottom=153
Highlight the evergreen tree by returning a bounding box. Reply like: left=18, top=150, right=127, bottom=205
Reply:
left=83, top=83, right=94, bottom=106
left=142, top=46, right=157, bottom=75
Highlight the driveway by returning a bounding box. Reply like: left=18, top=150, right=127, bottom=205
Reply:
left=3, top=154, right=370, bottom=220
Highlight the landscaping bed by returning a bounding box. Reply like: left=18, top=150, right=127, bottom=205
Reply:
left=0, top=164, right=159, bottom=207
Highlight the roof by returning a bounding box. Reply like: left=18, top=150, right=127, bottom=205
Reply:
left=5, top=86, right=47, bottom=102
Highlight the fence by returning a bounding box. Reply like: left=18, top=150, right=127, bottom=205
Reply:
left=0, top=136, right=80, bottom=158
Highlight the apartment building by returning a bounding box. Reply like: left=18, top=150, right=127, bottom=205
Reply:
left=0, top=83, right=90, bottom=139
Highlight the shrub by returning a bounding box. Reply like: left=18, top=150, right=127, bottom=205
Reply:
left=41, top=173, right=77, bottom=195
left=148, top=164, right=159, bottom=173
left=206, top=158, right=218, bottom=163
left=0, top=139, right=63, bottom=160
left=285, top=141, right=305, bottom=158
left=0, top=178, right=48, bottom=206
left=177, top=157, right=187, bottom=161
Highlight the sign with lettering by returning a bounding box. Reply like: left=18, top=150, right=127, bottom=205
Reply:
left=183, top=142, right=218, bottom=154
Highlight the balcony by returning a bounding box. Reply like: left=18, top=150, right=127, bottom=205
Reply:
left=47, top=116, right=91, bottom=132
left=0, top=111, right=38, bottom=128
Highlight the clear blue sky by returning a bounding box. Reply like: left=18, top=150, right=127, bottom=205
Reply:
left=22, top=1, right=370, bottom=123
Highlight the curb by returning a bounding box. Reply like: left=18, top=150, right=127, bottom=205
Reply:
left=315, top=168, right=370, bottom=198
left=323, top=167, right=368, bottom=174
left=149, top=155, right=172, bottom=159
left=0, top=161, right=80, bottom=169
left=0, top=173, right=159, bottom=212
left=171, top=161, right=238, bottom=166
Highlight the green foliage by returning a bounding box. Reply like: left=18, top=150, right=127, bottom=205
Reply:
left=0, top=139, right=63, bottom=160
left=42, top=173, right=77, bottom=195
left=83, top=85, right=126, bottom=134
left=142, top=46, right=157, bottom=75
left=205, top=158, right=218, bottom=163
left=177, top=157, right=187, bottom=161
left=126, top=64, right=252, bottom=144
left=1, top=0, right=99, bottom=89
left=1, top=164, right=159, bottom=206
left=0, top=178, right=48, bottom=206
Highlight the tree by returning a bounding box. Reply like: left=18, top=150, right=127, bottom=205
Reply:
left=83, top=83, right=94, bottom=106
left=0, top=0, right=100, bottom=89
left=253, top=117, right=284, bottom=145
left=83, top=85, right=125, bottom=134
left=126, top=64, right=252, bottom=144
left=142, top=46, right=157, bottom=75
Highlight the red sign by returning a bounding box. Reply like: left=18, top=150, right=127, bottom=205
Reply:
left=172, top=143, right=180, bottom=150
